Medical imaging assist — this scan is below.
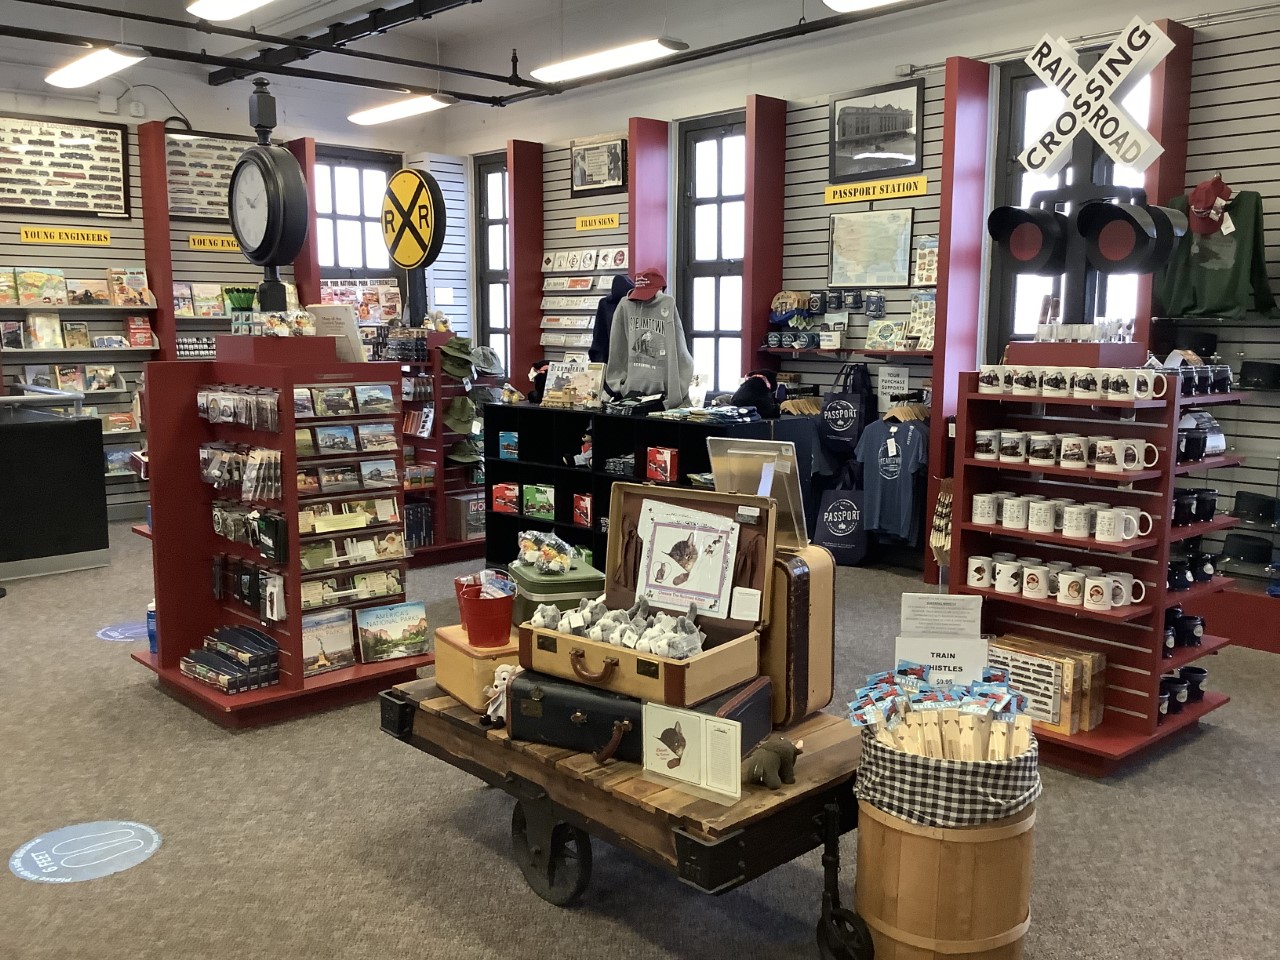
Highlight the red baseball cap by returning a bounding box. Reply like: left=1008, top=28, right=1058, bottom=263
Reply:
left=1188, top=175, right=1233, bottom=236
left=629, top=268, right=666, bottom=301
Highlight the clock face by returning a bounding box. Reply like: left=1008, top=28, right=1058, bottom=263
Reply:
left=231, top=162, right=268, bottom=252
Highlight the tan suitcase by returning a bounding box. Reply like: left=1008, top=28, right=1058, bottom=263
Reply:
left=517, top=483, right=777, bottom=707
left=763, top=545, right=836, bottom=725
left=434, top=624, right=520, bottom=713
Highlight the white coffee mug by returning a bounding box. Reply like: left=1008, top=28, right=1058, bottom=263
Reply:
left=967, top=555, right=995, bottom=588
left=1119, top=439, right=1160, bottom=471
left=1057, top=570, right=1085, bottom=606
left=1084, top=575, right=1113, bottom=611
left=999, top=431, right=1028, bottom=463
left=1096, top=508, right=1138, bottom=543
left=978, top=365, right=1005, bottom=394
left=1039, top=367, right=1069, bottom=397
left=1071, top=368, right=1101, bottom=399
left=1062, top=504, right=1092, bottom=539
left=1084, top=502, right=1111, bottom=535
left=974, top=429, right=1000, bottom=461
left=1050, top=498, right=1074, bottom=530
left=1129, top=368, right=1168, bottom=399
left=1002, top=496, right=1030, bottom=530
left=1087, top=435, right=1112, bottom=467
left=1022, top=564, right=1050, bottom=600
left=1076, top=564, right=1104, bottom=577
left=1011, top=366, right=1040, bottom=396
left=972, top=493, right=998, bottom=525
left=1028, top=499, right=1056, bottom=534
left=1059, top=435, right=1088, bottom=469
left=1106, top=570, right=1147, bottom=606
left=991, top=491, right=1014, bottom=523
left=994, top=560, right=1023, bottom=595
left=1016, top=556, right=1043, bottom=566
left=1101, top=368, right=1133, bottom=400
left=1117, top=505, right=1154, bottom=536
left=1046, top=561, right=1073, bottom=594
left=1027, top=433, right=1057, bottom=466
left=1093, top=438, right=1126, bottom=473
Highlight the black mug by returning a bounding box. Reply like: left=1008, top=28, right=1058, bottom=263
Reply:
left=1194, top=488, right=1218, bottom=522
left=1166, top=605, right=1183, bottom=628
left=1157, top=691, right=1170, bottom=723
left=1173, top=614, right=1205, bottom=646
left=1180, top=665, right=1208, bottom=702
left=1210, top=364, right=1233, bottom=394
left=1179, top=366, right=1197, bottom=397
left=1190, top=552, right=1215, bottom=583
left=1195, top=365, right=1213, bottom=395
left=1167, top=559, right=1194, bottom=592
left=1162, top=626, right=1177, bottom=658
left=1177, top=429, right=1209, bottom=463
left=1172, top=491, right=1198, bottom=527
left=1161, top=676, right=1190, bottom=714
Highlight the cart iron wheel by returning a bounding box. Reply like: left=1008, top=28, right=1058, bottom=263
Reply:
left=816, top=909, right=873, bottom=960
left=511, top=801, right=593, bottom=906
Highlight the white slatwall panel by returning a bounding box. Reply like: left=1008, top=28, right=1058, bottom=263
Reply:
left=421, top=153, right=470, bottom=336
left=779, top=75, right=946, bottom=400
left=541, top=145, right=629, bottom=361
left=1177, top=16, right=1280, bottom=564
left=0, top=130, right=149, bottom=520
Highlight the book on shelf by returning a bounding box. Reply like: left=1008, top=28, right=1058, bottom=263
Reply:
left=84, top=365, right=118, bottom=391
left=173, top=281, right=195, bottom=318
left=312, top=386, right=357, bottom=417
left=357, top=422, right=399, bottom=452
left=66, top=277, right=111, bottom=306
left=499, top=432, right=518, bottom=460
left=61, top=321, right=91, bottom=349
left=355, top=600, right=429, bottom=663
left=102, top=412, right=138, bottom=433
left=314, top=424, right=358, bottom=455
left=123, top=315, right=154, bottom=348
left=55, top=364, right=85, bottom=392
left=300, top=540, right=338, bottom=571
left=21, top=364, right=53, bottom=388
left=23, top=312, right=63, bottom=349
left=354, top=383, right=396, bottom=414
left=296, top=428, right=317, bottom=457
left=190, top=282, right=227, bottom=317
left=293, top=387, right=316, bottom=418
left=359, top=459, right=399, bottom=489
left=0, top=268, right=16, bottom=306
left=301, top=608, right=357, bottom=677
left=344, top=496, right=400, bottom=524
left=16, top=268, right=67, bottom=307
left=107, top=266, right=154, bottom=307
left=91, top=335, right=129, bottom=348
left=354, top=567, right=404, bottom=601
left=104, top=448, right=136, bottom=476
left=1, top=321, right=23, bottom=349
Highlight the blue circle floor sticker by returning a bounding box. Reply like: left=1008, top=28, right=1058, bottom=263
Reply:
left=96, top=621, right=148, bottom=642
left=10, top=821, right=162, bottom=883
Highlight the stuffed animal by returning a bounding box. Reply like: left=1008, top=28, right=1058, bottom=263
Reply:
left=480, top=663, right=523, bottom=728
left=530, top=603, right=561, bottom=629
left=742, top=736, right=804, bottom=790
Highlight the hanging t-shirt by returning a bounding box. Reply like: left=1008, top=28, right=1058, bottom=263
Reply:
left=854, top=419, right=928, bottom=540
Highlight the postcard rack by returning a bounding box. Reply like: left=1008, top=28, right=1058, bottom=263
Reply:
left=131, top=336, right=429, bottom=727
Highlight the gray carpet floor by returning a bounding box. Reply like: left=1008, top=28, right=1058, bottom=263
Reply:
left=1, top=521, right=1274, bottom=959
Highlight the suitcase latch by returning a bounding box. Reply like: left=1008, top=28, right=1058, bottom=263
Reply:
left=636, top=659, right=659, bottom=678
left=537, top=635, right=558, bottom=653
left=570, top=711, right=587, bottom=725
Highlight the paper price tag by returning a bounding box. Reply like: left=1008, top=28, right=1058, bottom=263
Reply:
left=887, top=437, right=898, bottom=457
left=1221, top=211, right=1236, bottom=235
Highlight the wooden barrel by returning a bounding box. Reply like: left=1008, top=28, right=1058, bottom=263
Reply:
left=854, top=800, right=1035, bottom=960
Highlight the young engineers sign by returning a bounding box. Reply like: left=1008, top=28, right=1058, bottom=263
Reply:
left=1018, top=16, right=1174, bottom=176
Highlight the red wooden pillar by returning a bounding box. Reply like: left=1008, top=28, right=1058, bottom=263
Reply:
left=507, top=139, right=544, bottom=388
left=1135, top=19, right=1194, bottom=346
left=286, top=137, right=321, bottom=307
left=743, top=95, right=787, bottom=377
left=627, top=117, right=669, bottom=275
left=137, top=121, right=176, bottom=361
left=924, top=57, right=993, bottom=584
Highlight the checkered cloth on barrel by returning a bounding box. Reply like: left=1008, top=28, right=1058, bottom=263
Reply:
left=854, top=730, right=1042, bottom=828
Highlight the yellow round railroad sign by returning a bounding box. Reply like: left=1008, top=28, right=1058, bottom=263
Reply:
left=381, top=167, right=447, bottom=269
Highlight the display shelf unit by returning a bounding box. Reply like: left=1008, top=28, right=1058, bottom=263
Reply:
left=132, top=337, right=426, bottom=728
left=0, top=304, right=158, bottom=313
left=950, top=371, right=1245, bottom=775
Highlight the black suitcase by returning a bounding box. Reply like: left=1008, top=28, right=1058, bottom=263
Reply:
left=508, top=670, right=644, bottom=763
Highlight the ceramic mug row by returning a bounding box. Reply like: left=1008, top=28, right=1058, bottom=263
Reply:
left=968, top=554, right=1147, bottom=609
left=975, top=429, right=1159, bottom=473
left=972, top=491, right=1153, bottom=542
left=978, top=364, right=1167, bottom=401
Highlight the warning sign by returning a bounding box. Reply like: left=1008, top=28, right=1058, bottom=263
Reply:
left=381, top=168, right=447, bottom=270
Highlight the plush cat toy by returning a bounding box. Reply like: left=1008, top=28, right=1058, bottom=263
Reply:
left=742, top=736, right=804, bottom=790
left=530, top=603, right=561, bottom=629
left=480, top=663, right=523, bottom=728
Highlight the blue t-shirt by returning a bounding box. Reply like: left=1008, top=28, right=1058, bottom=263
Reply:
left=854, top=420, right=928, bottom=539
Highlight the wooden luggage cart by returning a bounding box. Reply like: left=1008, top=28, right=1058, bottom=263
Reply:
left=380, top=680, right=870, bottom=957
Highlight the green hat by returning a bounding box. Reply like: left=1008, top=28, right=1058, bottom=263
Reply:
left=440, top=336, right=473, bottom=359
left=468, top=385, right=499, bottom=408
left=443, top=395, right=477, bottom=435
left=441, top=352, right=474, bottom=379
left=446, top=439, right=483, bottom=463
left=470, top=345, right=506, bottom=376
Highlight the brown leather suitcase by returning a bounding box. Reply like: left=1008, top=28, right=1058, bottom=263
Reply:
left=762, top=545, right=836, bottom=725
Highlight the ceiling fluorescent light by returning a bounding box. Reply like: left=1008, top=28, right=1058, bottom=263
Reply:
left=187, top=0, right=278, bottom=20
left=530, top=37, right=689, bottom=83
left=46, top=45, right=147, bottom=89
left=347, top=94, right=457, bottom=126
left=822, top=0, right=910, bottom=11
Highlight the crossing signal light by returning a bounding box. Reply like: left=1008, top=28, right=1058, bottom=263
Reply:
left=1076, top=200, right=1187, bottom=273
left=986, top=206, right=1069, bottom=275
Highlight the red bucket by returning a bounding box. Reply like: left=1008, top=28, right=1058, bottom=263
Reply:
left=458, top=584, right=515, bottom=648
left=454, top=574, right=482, bottom=609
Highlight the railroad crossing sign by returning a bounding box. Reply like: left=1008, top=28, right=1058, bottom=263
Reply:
left=381, top=167, right=447, bottom=269
left=1019, top=17, right=1174, bottom=176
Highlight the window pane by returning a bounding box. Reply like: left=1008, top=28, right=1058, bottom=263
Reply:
left=313, top=164, right=332, bottom=215
left=486, top=171, right=505, bottom=220
left=488, top=225, right=507, bottom=271
left=364, top=221, right=389, bottom=270
left=488, top=282, right=507, bottom=327
left=692, top=276, right=716, bottom=331
left=694, top=204, right=718, bottom=261
left=693, top=338, right=715, bottom=386
left=1103, top=273, right=1138, bottom=321
left=721, top=135, right=745, bottom=196
left=721, top=201, right=745, bottom=260
left=490, top=333, right=509, bottom=371
left=334, top=166, right=360, bottom=215
left=1113, top=75, right=1151, bottom=188
left=719, top=275, right=742, bottom=331
left=1012, top=275, right=1053, bottom=337
left=362, top=168, right=387, bottom=218
left=336, top=218, right=362, bottom=268
left=316, top=216, right=334, bottom=267
left=694, top=138, right=718, bottom=198
left=718, top=338, right=741, bottom=391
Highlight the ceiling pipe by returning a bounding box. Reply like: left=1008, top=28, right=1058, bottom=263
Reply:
left=5, top=0, right=548, bottom=91
left=0, top=25, right=505, bottom=106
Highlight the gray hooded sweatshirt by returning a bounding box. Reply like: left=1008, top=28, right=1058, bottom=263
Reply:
left=603, top=291, right=693, bottom=409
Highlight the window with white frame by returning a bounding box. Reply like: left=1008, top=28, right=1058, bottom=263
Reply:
left=312, top=147, right=401, bottom=277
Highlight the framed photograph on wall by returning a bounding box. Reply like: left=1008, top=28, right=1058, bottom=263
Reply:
left=0, top=113, right=130, bottom=217
left=828, top=208, right=915, bottom=287
left=828, top=79, right=925, bottom=184
left=569, top=136, right=627, bottom=197
left=165, top=131, right=254, bottom=221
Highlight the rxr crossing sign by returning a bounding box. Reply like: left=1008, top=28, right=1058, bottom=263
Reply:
left=1019, top=17, right=1174, bottom=176
left=381, top=167, right=447, bottom=269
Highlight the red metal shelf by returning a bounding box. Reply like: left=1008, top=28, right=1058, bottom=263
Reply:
left=1034, top=691, right=1229, bottom=763
left=1173, top=454, right=1245, bottom=475
left=1169, top=515, right=1238, bottom=543
left=1163, top=634, right=1232, bottom=672
left=960, top=457, right=1163, bottom=483
left=959, top=521, right=1158, bottom=553
left=852, top=348, right=934, bottom=358
left=1166, top=576, right=1235, bottom=606
left=961, top=390, right=1165, bottom=409
left=957, top=584, right=1153, bottom=622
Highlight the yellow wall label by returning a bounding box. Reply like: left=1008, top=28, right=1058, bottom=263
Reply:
left=575, top=213, right=620, bottom=231
left=824, top=175, right=928, bottom=204
left=20, top=226, right=111, bottom=245
left=188, top=235, right=242, bottom=252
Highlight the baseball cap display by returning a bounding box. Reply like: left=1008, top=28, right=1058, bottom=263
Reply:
left=629, top=268, right=666, bottom=302
left=443, top=395, right=477, bottom=435
left=471, top=345, right=506, bottom=376
left=446, top=439, right=483, bottom=463
left=1188, top=175, right=1233, bottom=235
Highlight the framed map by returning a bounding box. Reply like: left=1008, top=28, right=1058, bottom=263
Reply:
left=828, top=208, right=915, bottom=287
left=0, top=113, right=129, bottom=217
left=165, top=132, right=253, bottom=221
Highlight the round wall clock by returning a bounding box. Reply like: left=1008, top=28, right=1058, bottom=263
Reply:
left=228, top=144, right=308, bottom=267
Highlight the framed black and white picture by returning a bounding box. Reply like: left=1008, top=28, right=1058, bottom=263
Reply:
left=569, top=136, right=627, bottom=198
left=165, top=131, right=254, bottom=221
left=0, top=113, right=130, bottom=217
left=828, top=79, right=925, bottom=185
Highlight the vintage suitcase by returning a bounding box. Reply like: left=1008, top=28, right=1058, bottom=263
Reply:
left=433, top=624, right=521, bottom=713
left=508, top=670, right=644, bottom=763
left=508, top=557, right=606, bottom=626
left=762, top=545, right=836, bottom=725
left=693, top=676, right=774, bottom=757
left=518, top=483, right=777, bottom=706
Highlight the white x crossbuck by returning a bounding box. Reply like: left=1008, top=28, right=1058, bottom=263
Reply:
left=1019, top=17, right=1175, bottom=176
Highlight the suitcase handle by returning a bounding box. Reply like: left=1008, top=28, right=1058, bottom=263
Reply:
left=593, top=719, right=633, bottom=764
left=570, top=649, right=618, bottom=684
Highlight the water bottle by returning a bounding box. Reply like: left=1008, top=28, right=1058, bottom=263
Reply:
left=146, top=601, right=157, bottom=655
